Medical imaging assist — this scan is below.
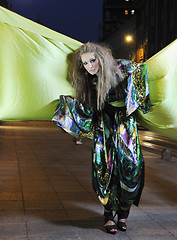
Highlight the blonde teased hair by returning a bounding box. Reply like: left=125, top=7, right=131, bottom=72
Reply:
left=67, top=42, right=124, bottom=110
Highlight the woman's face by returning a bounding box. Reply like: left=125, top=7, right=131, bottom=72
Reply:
left=81, top=52, right=99, bottom=75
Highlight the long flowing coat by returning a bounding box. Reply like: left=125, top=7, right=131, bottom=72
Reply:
left=52, top=60, right=149, bottom=211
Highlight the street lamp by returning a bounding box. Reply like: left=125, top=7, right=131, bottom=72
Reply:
left=125, top=35, right=134, bottom=60
left=125, top=35, right=133, bottom=42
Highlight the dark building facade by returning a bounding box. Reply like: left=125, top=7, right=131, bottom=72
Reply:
left=136, top=0, right=177, bottom=61
left=102, top=0, right=136, bottom=40
left=102, top=0, right=177, bottom=62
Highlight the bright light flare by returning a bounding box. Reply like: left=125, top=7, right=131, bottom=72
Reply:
left=125, top=35, right=133, bottom=42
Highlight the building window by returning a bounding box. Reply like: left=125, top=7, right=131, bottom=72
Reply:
left=125, top=10, right=129, bottom=15
left=131, top=10, right=135, bottom=15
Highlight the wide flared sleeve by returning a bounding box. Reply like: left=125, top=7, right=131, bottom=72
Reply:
left=118, top=60, right=150, bottom=116
left=52, top=95, right=94, bottom=138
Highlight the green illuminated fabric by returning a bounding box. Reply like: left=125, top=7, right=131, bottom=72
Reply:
left=137, top=39, right=177, bottom=140
left=0, top=6, right=81, bottom=120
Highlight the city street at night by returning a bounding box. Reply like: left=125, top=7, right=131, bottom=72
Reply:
left=0, top=121, right=176, bottom=240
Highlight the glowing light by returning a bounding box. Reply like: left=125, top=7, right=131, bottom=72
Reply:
left=125, top=35, right=133, bottom=42
left=125, top=10, right=128, bottom=15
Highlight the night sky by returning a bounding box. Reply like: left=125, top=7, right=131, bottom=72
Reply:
left=7, top=0, right=103, bottom=43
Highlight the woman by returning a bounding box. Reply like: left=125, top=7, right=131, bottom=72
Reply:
left=52, top=42, right=149, bottom=234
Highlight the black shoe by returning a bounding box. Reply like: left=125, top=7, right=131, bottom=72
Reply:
left=104, top=211, right=117, bottom=234
left=117, top=209, right=130, bottom=232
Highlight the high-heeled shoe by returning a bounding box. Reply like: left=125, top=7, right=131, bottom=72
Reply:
left=117, top=209, right=130, bottom=232
left=103, top=210, right=117, bottom=234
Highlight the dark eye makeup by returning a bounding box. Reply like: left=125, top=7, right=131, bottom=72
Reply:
left=82, top=58, right=96, bottom=66
left=90, top=58, right=96, bottom=63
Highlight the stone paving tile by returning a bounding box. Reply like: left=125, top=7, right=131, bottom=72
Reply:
left=0, top=157, right=18, bottom=164
left=36, top=155, right=67, bottom=168
left=27, top=222, right=77, bottom=239
left=50, top=180, right=86, bottom=193
left=20, top=168, right=48, bottom=180
left=0, top=237, right=28, bottom=240
left=0, top=192, right=22, bottom=200
left=21, top=181, right=54, bottom=193
left=51, top=176, right=77, bottom=181
left=0, top=211, right=25, bottom=222
left=159, top=221, right=177, bottom=237
left=0, top=180, right=21, bottom=192
left=0, top=200, right=24, bottom=211
left=18, top=159, right=41, bottom=168
left=141, top=207, right=177, bottom=221
left=126, top=208, right=152, bottom=222
left=43, top=167, right=69, bottom=176
left=57, top=192, right=94, bottom=201
left=25, top=210, right=70, bottom=222
left=28, top=237, right=78, bottom=240
left=66, top=209, right=102, bottom=221
left=76, top=228, right=131, bottom=240
left=0, top=166, right=19, bottom=171
left=0, top=170, right=20, bottom=180
left=0, top=222, right=27, bottom=238
left=24, top=200, right=63, bottom=210
left=60, top=199, right=102, bottom=211
left=71, top=219, right=102, bottom=229
left=23, top=192, right=59, bottom=200
left=127, top=221, right=174, bottom=236
left=130, top=236, right=177, bottom=240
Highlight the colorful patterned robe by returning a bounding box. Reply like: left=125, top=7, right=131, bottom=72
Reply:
left=52, top=60, right=149, bottom=211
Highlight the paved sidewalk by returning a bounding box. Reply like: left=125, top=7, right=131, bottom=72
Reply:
left=0, top=121, right=177, bottom=240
